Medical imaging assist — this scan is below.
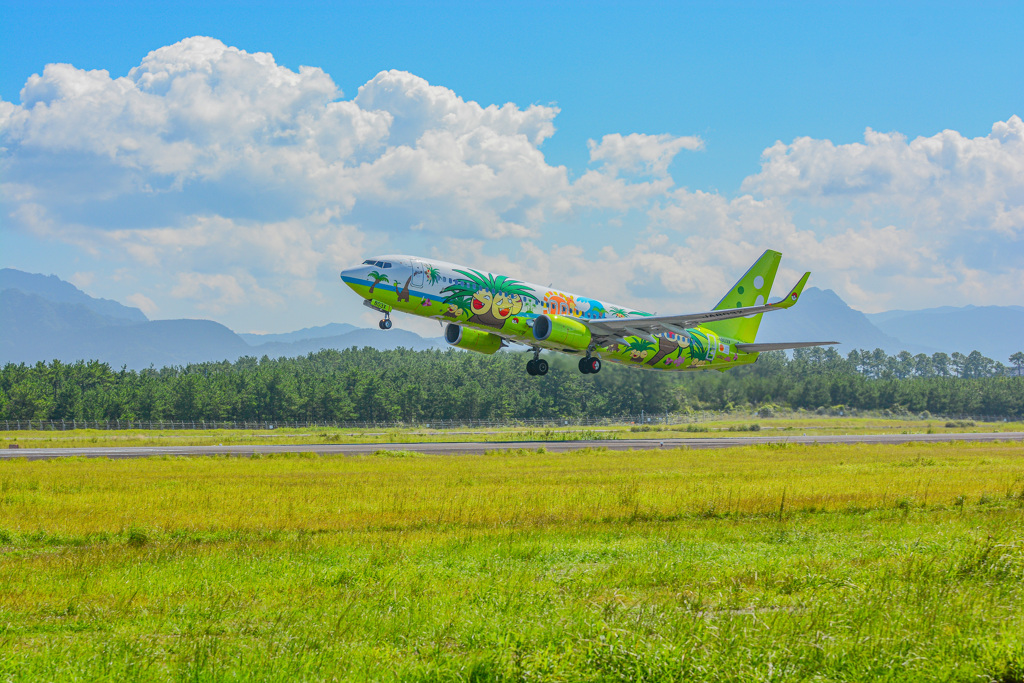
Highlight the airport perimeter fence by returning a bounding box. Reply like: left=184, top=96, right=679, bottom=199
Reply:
left=1, top=412, right=1016, bottom=432
left=3, top=413, right=703, bottom=432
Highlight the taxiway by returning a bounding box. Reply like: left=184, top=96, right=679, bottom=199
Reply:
left=3, top=431, right=1023, bottom=460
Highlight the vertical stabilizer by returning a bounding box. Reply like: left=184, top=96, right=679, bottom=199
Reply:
left=703, top=250, right=781, bottom=343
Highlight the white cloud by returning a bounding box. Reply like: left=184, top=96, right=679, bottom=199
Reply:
left=723, top=117, right=1024, bottom=309
left=0, top=37, right=609, bottom=325
left=125, top=292, right=158, bottom=315
left=1, top=36, right=1021, bottom=327
left=742, top=117, right=1024, bottom=240
left=588, top=132, right=703, bottom=177
left=0, top=37, right=581, bottom=242
left=69, top=271, right=95, bottom=289
left=170, top=270, right=282, bottom=314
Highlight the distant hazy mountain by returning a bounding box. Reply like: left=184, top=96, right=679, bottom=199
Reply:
left=2, top=289, right=125, bottom=337
left=866, top=305, right=1024, bottom=363
left=1, top=289, right=250, bottom=368
left=248, top=328, right=445, bottom=358
left=0, top=268, right=147, bottom=323
left=757, top=287, right=918, bottom=355
left=2, top=269, right=1020, bottom=368
left=239, top=323, right=359, bottom=346
left=0, top=269, right=443, bottom=368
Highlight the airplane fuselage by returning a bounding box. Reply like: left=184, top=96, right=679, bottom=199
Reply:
left=340, top=255, right=759, bottom=372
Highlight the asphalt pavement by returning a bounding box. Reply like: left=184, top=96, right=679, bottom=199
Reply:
left=3, top=432, right=1023, bottom=460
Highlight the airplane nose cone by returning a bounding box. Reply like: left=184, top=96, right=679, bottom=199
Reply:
left=340, top=266, right=362, bottom=291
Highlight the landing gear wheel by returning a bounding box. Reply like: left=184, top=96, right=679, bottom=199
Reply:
left=536, top=359, right=548, bottom=375
left=587, top=357, right=601, bottom=374
left=526, top=359, right=538, bottom=376
left=579, top=357, right=592, bottom=374
left=379, top=318, right=392, bottom=330
left=378, top=320, right=386, bottom=329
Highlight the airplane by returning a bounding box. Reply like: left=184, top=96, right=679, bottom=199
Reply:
left=339, top=250, right=837, bottom=375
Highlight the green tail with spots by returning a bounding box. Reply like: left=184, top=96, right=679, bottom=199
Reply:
left=704, top=250, right=781, bottom=343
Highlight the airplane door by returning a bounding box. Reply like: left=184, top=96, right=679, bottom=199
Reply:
left=411, top=260, right=425, bottom=287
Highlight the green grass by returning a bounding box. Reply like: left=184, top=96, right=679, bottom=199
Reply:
left=2, top=443, right=1023, bottom=681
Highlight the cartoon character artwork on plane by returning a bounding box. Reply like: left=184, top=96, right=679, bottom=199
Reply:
left=339, top=251, right=837, bottom=376
left=440, top=269, right=539, bottom=331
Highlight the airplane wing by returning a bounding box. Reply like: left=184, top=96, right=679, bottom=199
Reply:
left=585, top=272, right=814, bottom=344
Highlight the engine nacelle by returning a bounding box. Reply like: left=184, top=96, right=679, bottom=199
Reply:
left=444, top=324, right=502, bottom=355
left=532, top=314, right=592, bottom=351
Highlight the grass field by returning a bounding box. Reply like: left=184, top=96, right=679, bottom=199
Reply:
left=4, top=415, right=1023, bottom=451
left=2, top=442, right=1023, bottom=681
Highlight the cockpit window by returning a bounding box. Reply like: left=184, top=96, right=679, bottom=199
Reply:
left=383, top=262, right=392, bottom=268
left=362, top=259, right=375, bottom=265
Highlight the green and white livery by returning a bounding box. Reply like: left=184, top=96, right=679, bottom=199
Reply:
left=340, top=251, right=836, bottom=376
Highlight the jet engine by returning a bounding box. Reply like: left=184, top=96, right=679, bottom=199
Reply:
left=444, top=324, right=502, bottom=355
left=532, top=314, right=592, bottom=351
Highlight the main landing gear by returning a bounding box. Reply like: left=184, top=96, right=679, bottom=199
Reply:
left=578, top=356, right=601, bottom=374
left=378, top=313, right=392, bottom=330
left=526, top=348, right=548, bottom=376
left=526, top=359, right=548, bottom=376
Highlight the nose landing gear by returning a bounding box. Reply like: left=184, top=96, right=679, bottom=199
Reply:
left=578, top=356, right=601, bottom=374
left=365, top=299, right=393, bottom=330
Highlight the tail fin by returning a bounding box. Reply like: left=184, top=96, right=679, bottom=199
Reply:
left=703, top=249, right=781, bottom=343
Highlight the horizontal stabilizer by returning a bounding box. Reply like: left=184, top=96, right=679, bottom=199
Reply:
left=736, top=341, right=839, bottom=353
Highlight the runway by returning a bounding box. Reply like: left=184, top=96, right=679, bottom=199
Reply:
left=3, top=431, right=1023, bottom=460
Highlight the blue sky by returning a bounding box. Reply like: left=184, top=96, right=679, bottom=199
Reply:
left=2, top=1, right=1023, bottom=333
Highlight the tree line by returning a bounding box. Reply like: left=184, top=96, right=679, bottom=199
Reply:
left=1, top=346, right=1022, bottom=424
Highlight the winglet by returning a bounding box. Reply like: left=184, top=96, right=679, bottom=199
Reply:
left=769, top=272, right=810, bottom=309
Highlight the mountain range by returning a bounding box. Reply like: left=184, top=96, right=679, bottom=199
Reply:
left=1, top=268, right=1021, bottom=369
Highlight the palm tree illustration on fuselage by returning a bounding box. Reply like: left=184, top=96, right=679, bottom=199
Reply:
left=441, top=269, right=538, bottom=330
left=624, top=337, right=657, bottom=363
left=687, top=329, right=713, bottom=362
left=645, top=334, right=684, bottom=367
left=367, top=271, right=389, bottom=295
